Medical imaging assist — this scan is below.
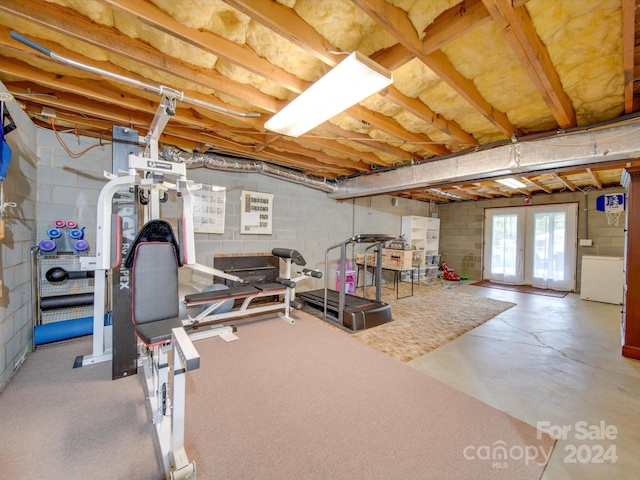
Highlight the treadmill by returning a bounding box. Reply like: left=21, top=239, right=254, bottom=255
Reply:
left=297, top=234, right=394, bottom=331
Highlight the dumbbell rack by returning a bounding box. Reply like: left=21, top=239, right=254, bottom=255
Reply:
left=32, top=251, right=97, bottom=347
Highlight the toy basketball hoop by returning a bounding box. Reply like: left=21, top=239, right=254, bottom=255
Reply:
left=596, top=194, right=625, bottom=226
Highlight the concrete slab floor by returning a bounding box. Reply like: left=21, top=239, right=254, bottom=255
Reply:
left=408, top=283, right=640, bottom=480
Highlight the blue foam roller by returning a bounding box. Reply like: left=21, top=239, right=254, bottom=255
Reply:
left=34, top=316, right=93, bottom=345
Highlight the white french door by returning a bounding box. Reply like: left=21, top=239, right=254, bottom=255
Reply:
left=483, top=204, right=577, bottom=291
left=484, top=207, right=526, bottom=284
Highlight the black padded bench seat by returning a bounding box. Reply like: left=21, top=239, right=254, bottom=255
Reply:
left=184, top=283, right=287, bottom=306
left=135, top=316, right=184, bottom=346
left=256, top=283, right=290, bottom=292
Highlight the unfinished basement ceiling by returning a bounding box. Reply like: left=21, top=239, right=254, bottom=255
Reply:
left=0, top=0, right=639, bottom=203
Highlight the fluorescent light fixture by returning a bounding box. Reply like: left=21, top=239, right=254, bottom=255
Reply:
left=264, top=51, right=393, bottom=137
left=496, top=178, right=527, bottom=189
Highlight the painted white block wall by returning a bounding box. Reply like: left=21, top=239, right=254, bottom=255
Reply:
left=33, top=129, right=433, bottom=294
left=0, top=95, right=38, bottom=388
left=0, top=115, right=431, bottom=389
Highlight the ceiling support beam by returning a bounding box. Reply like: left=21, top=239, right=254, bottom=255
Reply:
left=586, top=168, right=603, bottom=189
left=552, top=173, right=576, bottom=192
left=353, top=0, right=521, bottom=138
left=622, top=0, right=636, bottom=114
left=329, top=119, right=640, bottom=200
left=523, top=177, right=552, bottom=193
left=482, top=0, right=576, bottom=128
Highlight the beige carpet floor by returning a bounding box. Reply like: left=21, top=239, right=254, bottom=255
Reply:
left=0, top=338, right=162, bottom=480
left=349, top=283, right=516, bottom=362
left=0, top=286, right=528, bottom=480
left=186, top=313, right=555, bottom=480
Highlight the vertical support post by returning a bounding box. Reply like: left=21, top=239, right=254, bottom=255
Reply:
left=338, top=243, right=347, bottom=326
left=169, top=327, right=199, bottom=478
left=375, top=242, right=384, bottom=301
left=148, top=187, right=160, bottom=223
left=179, top=179, right=196, bottom=265
left=111, top=126, right=139, bottom=379
left=281, top=258, right=293, bottom=320
left=171, top=345, right=186, bottom=462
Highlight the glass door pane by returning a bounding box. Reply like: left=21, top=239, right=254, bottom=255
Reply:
left=491, top=214, right=518, bottom=276
left=532, top=212, right=566, bottom=281
left=527, top=203, right=577, bottom=290
left=484, top=208, right=525, bottom=284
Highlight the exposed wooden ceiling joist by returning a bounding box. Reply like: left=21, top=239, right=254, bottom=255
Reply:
left=0, top=0, right=636, bottom=203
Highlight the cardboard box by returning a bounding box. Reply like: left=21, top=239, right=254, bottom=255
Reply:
left=357, top=250, right=413, bottom=270
left=381, top=249, right=413, bottom=270
left=356, top=252, right=377, bottom=265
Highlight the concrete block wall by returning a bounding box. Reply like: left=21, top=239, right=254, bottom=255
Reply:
left=437, top=187, right=626, bottom=291
left=35, top=130, right=112, bottom=244
left=175, top=165, right=404, bottom=291
left=0, top=97, right=38, bottom=389
left=0, top=124, right=422, bottom=390
left=583, top=189, right=627, bottom=256
left=32, top=128, right=416, bottom=296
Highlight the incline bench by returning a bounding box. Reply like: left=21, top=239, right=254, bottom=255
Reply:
left=181, top=248, right=320, bottom=335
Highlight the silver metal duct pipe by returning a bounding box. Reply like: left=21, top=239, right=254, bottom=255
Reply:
left=160, top=148, right=337, bottom=193
left=329, top=119, right=640, bottom=200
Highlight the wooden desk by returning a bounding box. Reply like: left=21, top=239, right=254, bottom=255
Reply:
left=356, top=262, right=417, bottom=299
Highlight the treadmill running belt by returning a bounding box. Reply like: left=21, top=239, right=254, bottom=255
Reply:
left=297, top=289, right=392, bottom=331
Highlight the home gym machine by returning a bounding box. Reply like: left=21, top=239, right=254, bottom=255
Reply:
left=85, top=107, right=316, bottom=480
left=80, top=136, right=319, bottom=366
left=13, top=31, right=321, bottom=480
left=297, top=234, right=394, bottom=331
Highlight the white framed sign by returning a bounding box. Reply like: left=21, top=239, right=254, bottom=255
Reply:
left=192, top=184, right=226, bottom=234
left=240, top=190, right=273, bottom=235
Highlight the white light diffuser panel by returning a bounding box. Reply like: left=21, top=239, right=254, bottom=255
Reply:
left=496, top=178, right=527, bottom=189
left=264, top=52, right=393, bottom=137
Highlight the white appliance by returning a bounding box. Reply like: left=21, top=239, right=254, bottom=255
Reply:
left=580, top=255, right=624, bottom=304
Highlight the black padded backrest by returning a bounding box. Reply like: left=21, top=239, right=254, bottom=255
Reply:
left=130, top=239, right=180, bottom=325
left=125, top=219, right=181, bottom=268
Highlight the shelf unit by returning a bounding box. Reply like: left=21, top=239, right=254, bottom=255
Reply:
left=401, top=216, right=440, bottom=276
left=33, top=253, right=95, bottom=346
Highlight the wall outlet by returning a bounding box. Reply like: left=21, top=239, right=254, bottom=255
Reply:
left=579, top=239, right=593, bottom=246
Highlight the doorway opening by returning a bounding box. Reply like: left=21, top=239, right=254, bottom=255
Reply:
left=483, top=203, right=577, bottom=291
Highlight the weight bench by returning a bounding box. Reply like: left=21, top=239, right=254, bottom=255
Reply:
left=185, top=283, right=286, bottom=304
left=182, top=248, right=319, bottom=334
left=184, top=283, right=287, bottom=313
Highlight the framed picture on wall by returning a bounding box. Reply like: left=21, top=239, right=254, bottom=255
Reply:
left=192, top=184, right=226, bottom=234
left=240, top=190, right=273, bottom=235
